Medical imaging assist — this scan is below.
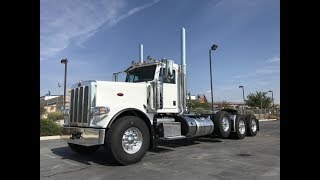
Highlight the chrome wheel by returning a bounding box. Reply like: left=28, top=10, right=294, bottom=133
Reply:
left=122, top=127, right=143, bottom=154
left=222, top=117, right=230, bottom=132
left=239, top=120, right=246, bottom=134
left=251, top=119, right=257, bottom=132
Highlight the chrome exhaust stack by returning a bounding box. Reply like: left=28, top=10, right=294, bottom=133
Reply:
left=140, top=43, right=143, bottom=63
left=181, top=27, right=188, bottom=114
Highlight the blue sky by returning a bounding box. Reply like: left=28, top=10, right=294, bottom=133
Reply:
left=40, top=0, right=280, bottom=103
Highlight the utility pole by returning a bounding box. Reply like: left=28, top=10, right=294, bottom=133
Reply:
left=61, top=58, right=68, bottom=109
left=209, top=44, right=218, bottom=113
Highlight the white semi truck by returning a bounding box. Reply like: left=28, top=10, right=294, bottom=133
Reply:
left=61, top=27, right=259, bottom=165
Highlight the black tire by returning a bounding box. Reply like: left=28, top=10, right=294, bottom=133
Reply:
left=212, top=111, right=232, bottom=138
left=68, top=143, right=100, bottom=154
left=229, top=115, right=246, bottom=139
left=245, top=114, right=258, bottom=136
left=105, top=116, right=150, bottom=165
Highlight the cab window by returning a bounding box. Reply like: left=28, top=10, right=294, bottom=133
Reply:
left=125, top=65, right=156, bottom=82
left=159, top=68, right=176, bottom=84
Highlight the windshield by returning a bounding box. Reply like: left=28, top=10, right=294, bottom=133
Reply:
left=125, top=65, right=156, bottom=82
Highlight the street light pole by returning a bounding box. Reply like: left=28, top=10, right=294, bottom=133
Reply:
left=269, top=90, right=274, bottom=112
left=260, top=100, right=262, bottom=119
left=239, top=85, right=245, bottom=113
left=209, top=50, right=214, bottom=112
left=209, top=44, right=218, bottom=113
left=61, top=58, right=68, bottom=109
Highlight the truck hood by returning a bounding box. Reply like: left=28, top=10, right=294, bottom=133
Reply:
left=95, top=81, right=149, bottom=110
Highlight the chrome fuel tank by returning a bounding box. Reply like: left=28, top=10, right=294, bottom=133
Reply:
left=179, top=115, right=214, bottom=137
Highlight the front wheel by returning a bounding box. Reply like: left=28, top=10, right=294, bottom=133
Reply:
left=105, top=116, right=150, bottom=165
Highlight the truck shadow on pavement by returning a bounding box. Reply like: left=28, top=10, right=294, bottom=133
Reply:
left=51, top=146, right=118, bottom=166
left=50, top=146, right=179, bottom=166
left=50, top=137, right=223, bottom=166
left=156, top=137, right=222, bottom=148
left=196, top=138, right=223, bottom=143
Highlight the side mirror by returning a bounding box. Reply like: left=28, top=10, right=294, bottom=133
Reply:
left=164, top=60, right=174, bottom=79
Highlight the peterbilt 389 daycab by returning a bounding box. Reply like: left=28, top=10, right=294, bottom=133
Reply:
left=61, top=27, right=259, bottom=165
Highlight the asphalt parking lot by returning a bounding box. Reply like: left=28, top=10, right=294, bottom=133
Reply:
left=40, top=120, right=280, bottom=180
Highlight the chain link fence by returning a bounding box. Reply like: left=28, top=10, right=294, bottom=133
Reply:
left=241, top=108, right=280, bottom=120
left=190, top=106, right=280, bottom=120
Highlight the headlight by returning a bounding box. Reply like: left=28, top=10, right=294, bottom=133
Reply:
left=91, top=106, right=110, bottom=116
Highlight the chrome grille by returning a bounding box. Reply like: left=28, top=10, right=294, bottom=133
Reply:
left=70, top=85, right=90, bottom=124
left=70, top=89, right=74, bottom=121
left=83, top=86, right=89, bottom=123
left=79, top=87, right=83, bottom=122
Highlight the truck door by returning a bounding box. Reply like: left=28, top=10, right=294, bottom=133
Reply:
left=159, top=68, right=178, bottom=110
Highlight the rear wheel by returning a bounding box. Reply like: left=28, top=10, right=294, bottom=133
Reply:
left=230, top=115, right=246, bottom=139
left=68, top=143, right=100, bottom=154
left=212, top=111, right=232, bottom=138
left=245, top=114, right=258, bottom=136
left=105, top=115, right=150, bottom=165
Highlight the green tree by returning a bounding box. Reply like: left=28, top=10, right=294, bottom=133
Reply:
left=221, top=100, right=232, bottom=108
left=246, top=91, right=272, bottom=109
left=47, top=112, right=64, bottom=121
left=189, top=100, right=212, bottom=114
left=191, top=100, right=210, bottom=109
left=40, top=118, right=62, bottom=136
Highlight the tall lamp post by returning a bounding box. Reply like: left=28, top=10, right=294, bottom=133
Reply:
left=60, top=58, right=68, bottom=109
left=209, top=44, right=218, bottom=113
left=239, top=85, right=245, bottom=114
left=260, top=100, right=263, bottom=119
left=269, top=90, right=274, bottom=113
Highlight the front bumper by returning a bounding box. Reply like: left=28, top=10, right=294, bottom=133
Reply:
left=60, top=127, right=105, bottom=146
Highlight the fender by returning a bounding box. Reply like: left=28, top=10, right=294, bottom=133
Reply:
left=220, top=108, right=238, bottom=115
left=107, top=108, right=152, bottom=128
left=220, top=109, right=238, bottom=132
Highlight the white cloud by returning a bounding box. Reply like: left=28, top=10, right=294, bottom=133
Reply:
left=266, top=56, right=280, bottom=63
left=232, top=66, right=279, bottom=79
left=200, top=56, right=280, bottom=103
left=233, top=56, right=280, bottom=79
left=40, top=0, right=160, bottom=61
left=233, top=74, right=251, bottom=79
left=255, top=65, right=280, bottom=75
left=203, top=86, right=240, bottom=102
left=109, top=0, right=160, bottom=26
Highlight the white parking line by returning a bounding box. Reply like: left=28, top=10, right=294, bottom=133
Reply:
left=61, top=159, right=79, bottom=166
left=44, top=154, right=57, bottom=159
left=52, top=164, right=63, bottom=170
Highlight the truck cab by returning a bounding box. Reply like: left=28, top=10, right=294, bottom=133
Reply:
left=124, top=59, right=180, bottom=113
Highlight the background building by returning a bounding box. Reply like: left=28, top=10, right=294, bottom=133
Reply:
left=40, top=95, right=70, bottom=113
